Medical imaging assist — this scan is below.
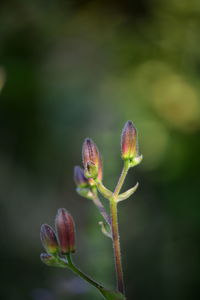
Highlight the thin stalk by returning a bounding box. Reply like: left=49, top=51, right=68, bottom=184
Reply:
left=66, top=254, right=104, bottom=291
left=114, top=160, right=129, bottom=196
left=110, top=160, right=129, bottom=295
left=66, top=255, right=126, bottom=300
left=92, top=187, right=111, bottom=226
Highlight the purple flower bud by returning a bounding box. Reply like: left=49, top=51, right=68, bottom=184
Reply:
left=55, top=208, right=75, bottom=254
left=82, top=138, right=103, bottom=180
left=121, top=121, right=138, bottom=160
left=74, top=166, right=89, bottom=188
left=40, top=224, right=59, bottom=255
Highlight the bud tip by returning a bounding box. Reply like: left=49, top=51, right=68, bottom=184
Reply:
left=121, top=120, right=138, bottom=160
left=55, top=208, right=76, bottom=254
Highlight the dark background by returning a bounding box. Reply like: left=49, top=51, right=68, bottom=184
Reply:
left=1, top=0, right=200, bottom=299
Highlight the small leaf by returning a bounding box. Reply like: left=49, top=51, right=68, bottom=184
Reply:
left=99, top=221, right=112, bottom=238
left=100, top=288, right=126, bottom=300
left=85, top=161, right=98, bottom=179
left=76, top=187, right=94, bottom=200
left=118, top=182, right=139, bottom=202
left=96, top=181, right=113, bottom=199
left=129, top=154, right=143, bottom=168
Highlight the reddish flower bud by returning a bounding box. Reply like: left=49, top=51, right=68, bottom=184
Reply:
left=40, top=224, right=59, bottom=255
left=82, top=138, right=103, bottom=180
left=74, top=166, right=89, bottom=188
left=121, top=121, right=138, bottom=160
left=55, top=208, right=75, bottom=254
left=97, top=153, right=103, bottom=181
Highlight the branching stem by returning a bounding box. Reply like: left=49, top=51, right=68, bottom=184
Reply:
left=66, top=254, right=104, bottom=291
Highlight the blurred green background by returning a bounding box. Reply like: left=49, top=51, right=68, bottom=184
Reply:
left=1, top=0, right=200, bottom=299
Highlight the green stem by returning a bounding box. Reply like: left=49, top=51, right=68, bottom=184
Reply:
left=66, top=254, right=104, bottom=291
left=65, top=255, right=126, bottom=300
left=110, top=160, right=129, bottom=295
left=114, top=160, right=129, bottom=197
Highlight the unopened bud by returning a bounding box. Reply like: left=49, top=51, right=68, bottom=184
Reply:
left=74, top=166, right=89, bottom=188
left=40, top=224, right=59, bottom=255
left=55, top=208, right=75, bottom=254
left=82, top=138, right=103, bottom=180
left=121, top=121, right=138, bottom=160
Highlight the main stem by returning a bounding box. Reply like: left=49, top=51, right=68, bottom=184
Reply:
left=110, top=160, right=129, bottom=295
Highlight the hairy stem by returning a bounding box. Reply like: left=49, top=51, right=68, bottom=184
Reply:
left=110, top=200, right=124, bottom=294
left=110, top=160, right=129, bottom=295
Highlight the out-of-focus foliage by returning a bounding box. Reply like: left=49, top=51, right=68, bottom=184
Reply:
left=0, top=0, right=200, bottom=299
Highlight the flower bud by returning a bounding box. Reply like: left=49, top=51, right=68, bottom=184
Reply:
left=74, top=166, right=89, bottom=188
left=55, top=208, right=75, bottom=254
left=121, top=121, right=138, bottom=160
left=40, top=224, right=59, bottom=255
left=82, top=138, right=103, bottom=180
left=97, top=154, right=103, bottom=181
